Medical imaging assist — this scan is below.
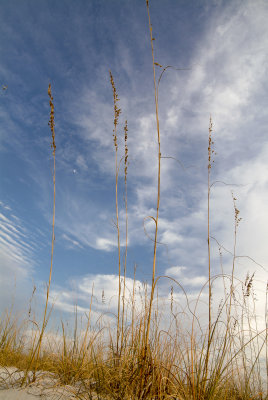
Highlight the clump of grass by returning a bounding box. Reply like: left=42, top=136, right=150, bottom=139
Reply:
left=0, top=276, right=267, bottom=398
left=0, top=310, right=25, bottom=368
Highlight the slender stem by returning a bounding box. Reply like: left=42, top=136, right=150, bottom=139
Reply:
left=121, top=121, right=128, bottom=347
left=132, top=264, right=136, bottom=347
left=144, top=0, right=161, bottom=358
left=35, top=83, right=56, bottom=375
left=115, top=149, right=121, bottom=357
left=208, top=117, right=212, bottom=338
left=22, top=84, right=56, bottom=386
left=109, top=71, right=122, bottom=358
left=203, top=117, right=213, bottom=391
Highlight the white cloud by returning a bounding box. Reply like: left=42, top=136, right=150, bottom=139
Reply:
left=76, top=154, right=88, bottom=171
left=165, top=265, right=207, bottom=287
left=0, top=207, right=35, bottom=272
left=95, top=237, right=117, bottom=251
left=43, top=273, right=149, bottom=329
left=0, top=202, right=39, bottom=313
left=165, top=266, right=186, bottom=278
left=161, top=230, right=183, bottom=245
left=61, top=233, right=83, bottom=249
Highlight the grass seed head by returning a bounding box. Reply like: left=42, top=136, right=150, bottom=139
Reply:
left=109, top=71, right=121, bottom=150
left=124, top=120, right=128, bottom=183
left=48, top=83, right=56, bottom=154
left=232, top=192, right=242, bottom=228
left=208, top=116, right=215, bottom=171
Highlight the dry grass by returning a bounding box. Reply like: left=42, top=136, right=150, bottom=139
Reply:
left=0, top=284, right=266, bottom=399
left=0, top=1, right=267, bottom=399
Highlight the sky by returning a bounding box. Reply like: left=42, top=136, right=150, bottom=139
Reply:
left=0, top=0, right=268, bottom=337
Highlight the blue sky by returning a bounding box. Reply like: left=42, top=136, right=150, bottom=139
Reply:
left=0, top=0, right=267, bottom=330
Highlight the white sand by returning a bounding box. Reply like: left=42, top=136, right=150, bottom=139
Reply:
left=0, top=389, right=44, bottom=400
left=0, top=366, right=100, bottom=399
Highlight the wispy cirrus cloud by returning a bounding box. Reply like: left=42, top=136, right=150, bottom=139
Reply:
left=0, top=203, right=35, bottom=276
left=0, top=201, right=39, bottom=310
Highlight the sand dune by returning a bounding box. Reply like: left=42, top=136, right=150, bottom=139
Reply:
left=0, top=367, right=98, bottom=399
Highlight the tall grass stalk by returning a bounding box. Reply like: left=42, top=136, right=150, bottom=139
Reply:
left=109, top=71, right=122, bottom=358
left=38, top=83, right=57, bottom=363
left=20, top=83, right=56, bottom=386
left=144, top=0, right=161, bottom=360
left=201, top=116, right=214, bottom=396
left=121, top=120, right=128, bottom=347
